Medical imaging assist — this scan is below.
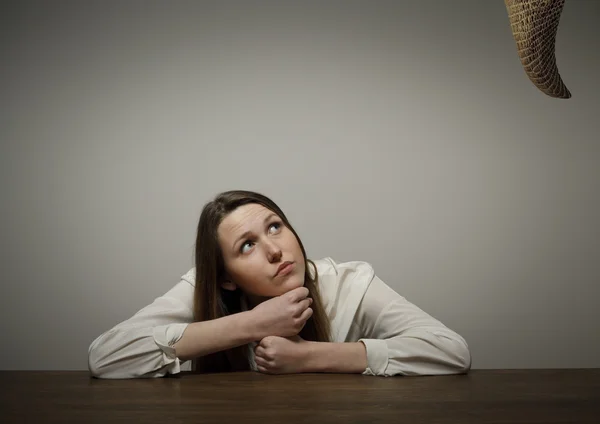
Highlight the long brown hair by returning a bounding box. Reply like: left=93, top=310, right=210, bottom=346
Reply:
left=192, top=190, right=331, bottom=373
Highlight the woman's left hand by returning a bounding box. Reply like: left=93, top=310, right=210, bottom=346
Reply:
left=254, top=335, right=310, bottom=374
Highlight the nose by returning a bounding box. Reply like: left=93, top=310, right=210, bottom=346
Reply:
left=265, top=239, right=282, bottom=262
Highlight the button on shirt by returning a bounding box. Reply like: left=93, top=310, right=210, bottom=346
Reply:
left=88, top=258, right=471, bottom=379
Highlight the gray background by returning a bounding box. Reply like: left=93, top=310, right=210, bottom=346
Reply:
left=1, top=0, right=599, bottom=371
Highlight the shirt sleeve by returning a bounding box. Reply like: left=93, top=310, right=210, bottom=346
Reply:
left=353, top=274, right=472, bottom=377
left=87, top=278, right=194, bottom=379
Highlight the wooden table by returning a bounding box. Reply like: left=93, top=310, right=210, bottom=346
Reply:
left=1, top=369, right=599, bottom=423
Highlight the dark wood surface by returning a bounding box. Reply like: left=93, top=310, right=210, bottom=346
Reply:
left=1, top=369, right=599, bottom=423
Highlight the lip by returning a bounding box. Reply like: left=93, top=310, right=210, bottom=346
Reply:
left=275, top=261, right=294, bottom=277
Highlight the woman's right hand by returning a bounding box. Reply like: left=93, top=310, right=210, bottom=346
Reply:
left=249, top=287, right=313, bottom=339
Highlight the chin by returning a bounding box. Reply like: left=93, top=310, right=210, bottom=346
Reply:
left=275, top=276, right=304, bottom=295
left=292, top=276, right=306, bottom=289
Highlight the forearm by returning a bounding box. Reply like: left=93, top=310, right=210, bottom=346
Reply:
left=377, top=330, right=471, bottom=376
left=304, top=341, right=368, bottom=374
left=173, top=311, right=260, bottom=361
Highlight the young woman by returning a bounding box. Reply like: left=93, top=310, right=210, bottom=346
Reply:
left=88, top=190, right=471, bottom=378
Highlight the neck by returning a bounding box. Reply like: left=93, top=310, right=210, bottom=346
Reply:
left=242, top=293, right=269, bottom=310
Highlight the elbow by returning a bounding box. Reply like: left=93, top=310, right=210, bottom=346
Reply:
left=87, top=333, right=122, bottom=379
left=88, top=361, right=102, bottom=379
left=87, top=337, right=106, bottom=378
left=429, top=330, right=472, bottom=375
left=443, top=330, right=471, bottom=374
left=86, top=330, right=177, bottom=379
left=457, top=340, right=472, bottom=373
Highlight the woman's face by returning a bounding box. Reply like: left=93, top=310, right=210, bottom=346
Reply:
left=217, top=203, right=306, bottom=305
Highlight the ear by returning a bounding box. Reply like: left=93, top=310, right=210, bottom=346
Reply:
left=220, top=279, right=238, bottom=291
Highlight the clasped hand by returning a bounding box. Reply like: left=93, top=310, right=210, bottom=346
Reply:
left=254, top=335, right=310, bottom=374
left=250, top=287, right=314, bottom=374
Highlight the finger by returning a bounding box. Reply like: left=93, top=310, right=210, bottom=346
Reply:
left=259, top=336, right=274, bottom=348
left=254, top=346, right=270, bottom=360
left=254, top=356, right=269, bottom=368
left=297, top=297, right=313, bottom=311
left=256, top=365, right=270, bottom=374
left=299, top=306, right=313, bottom=323
left=286, top=286, right=309, bottom=302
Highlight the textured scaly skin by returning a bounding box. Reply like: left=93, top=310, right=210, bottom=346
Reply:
left=504, top=0, right=571, bottom=98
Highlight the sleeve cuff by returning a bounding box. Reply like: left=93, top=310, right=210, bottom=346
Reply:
left=359, top=338, right=389, bottom=376
left=153, top=323, right=190, bottom=375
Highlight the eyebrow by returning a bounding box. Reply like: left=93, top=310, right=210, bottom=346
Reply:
left=232, top=212, right=278, bottom=253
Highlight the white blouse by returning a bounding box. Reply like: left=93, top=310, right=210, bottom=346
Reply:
left=88, top=257, right=471, bottom=378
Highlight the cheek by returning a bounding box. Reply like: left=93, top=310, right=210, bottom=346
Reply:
left=287, top=233, right=302, bottom=252
left=227, top=261, right=258, bottom=286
